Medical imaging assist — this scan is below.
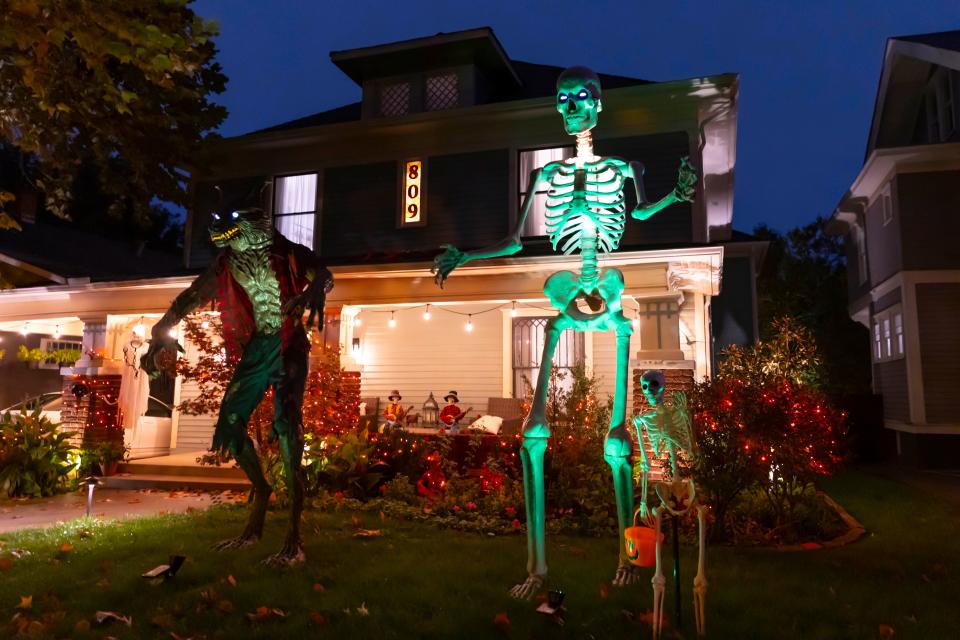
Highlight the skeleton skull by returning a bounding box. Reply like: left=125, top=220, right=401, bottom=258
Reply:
left=640, top=370, right=666, bottom=407
left=556, top=66, right=603, bottom=135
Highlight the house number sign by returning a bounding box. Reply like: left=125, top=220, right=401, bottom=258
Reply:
left=403, top=159, right=423, bottom=225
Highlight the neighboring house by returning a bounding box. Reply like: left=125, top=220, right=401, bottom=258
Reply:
left=0, top=27, right=764, bottom=458
left=827, top=30, right=960, bottom=468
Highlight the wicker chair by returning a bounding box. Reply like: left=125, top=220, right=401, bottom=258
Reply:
left=486, top=397, right=525, bottom=436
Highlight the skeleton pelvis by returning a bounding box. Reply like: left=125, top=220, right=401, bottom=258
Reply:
left=544, top=268, right=624, bottom=327
left=655, top=479, right=697, bottom=516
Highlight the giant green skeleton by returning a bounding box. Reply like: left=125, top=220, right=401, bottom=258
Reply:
left=145, top=201, right=332, bottom=567
left=433, top=67, right=696, bottom=597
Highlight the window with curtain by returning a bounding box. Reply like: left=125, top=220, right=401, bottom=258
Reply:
left=512, top=316, right=585, bottom=398
left=518, top=146, right=574, bottom=237
left=274, top=173, right=317, bottom=249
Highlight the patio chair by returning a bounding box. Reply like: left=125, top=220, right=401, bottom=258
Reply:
left=486, top=397, right=525, bottom=436
left=359, top=396, right=379, bottom=434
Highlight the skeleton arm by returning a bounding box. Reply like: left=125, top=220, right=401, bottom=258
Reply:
left=633, top=414, right=655, bottom=526
left=628, top=157, right=697, bottom=221
left=432, top=168, right=548, bottom=286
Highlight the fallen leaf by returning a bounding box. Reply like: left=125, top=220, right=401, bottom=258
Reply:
left=599, top=583, right=610, bottom=599
left=226, top=575, right=237, bottom=587
left=0, top=557, right=12, bottom=571
left=879, top=624, right=896, bottom=639
left=74, top=620, right=90, bottom=633
left=379, top=510, right=386, bottom=522
left=246, top=606, right=286, bottom=623
left=309, top=611, right=329, bottom=626
left=493, top=612, right=511, bottom=633
left=217, top=599, right=234, bottom=614
left=312, top=583, right=325, bottom=593
left=353, top=529, right=382, bottom=538
left=95, top=610, right=132, bottom=627
left=150, top=613, right=175, bottom=628
left=170, top=633, right=193, bottom=640
left=58, top=543, right=73, bottom=554
left=356, top=602, right=369, bottom=616
left=350, top=515, right=361, bottom=528
left=17, top=595, right=33, bottom=609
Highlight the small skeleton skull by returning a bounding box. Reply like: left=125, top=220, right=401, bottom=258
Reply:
left=640, top=370, right=666, bottom=407
left=556, top=66, right=603, bottom=135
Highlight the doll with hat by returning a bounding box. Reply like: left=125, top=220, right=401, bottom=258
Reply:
left=439, top=391, right=472, bottom=429
left=383, top=390, right=413, bottom=429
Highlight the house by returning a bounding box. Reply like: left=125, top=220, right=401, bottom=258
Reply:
left=827, top=30, right=960, bottom=468
left=0, top=28, right=764, bottom=462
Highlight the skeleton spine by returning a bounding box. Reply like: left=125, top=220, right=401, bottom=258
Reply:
left=579, top=230, right=599, bottom=292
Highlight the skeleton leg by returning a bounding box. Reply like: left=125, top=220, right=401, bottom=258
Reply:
left=651, top=506, right=666, bottom=640
left=264, top=340, right=309, bottom=567
left=510, top=316, right=565, bottom=600
left=693, top=505, right=708, bottom=636
left=605, top=314, right=639, bottom=586
left=211, top=336, right=275, bottom=550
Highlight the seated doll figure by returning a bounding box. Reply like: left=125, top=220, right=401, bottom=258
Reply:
left=439, top=391, right=469, bottom=433
left=382, top=390, right=407, bottom=430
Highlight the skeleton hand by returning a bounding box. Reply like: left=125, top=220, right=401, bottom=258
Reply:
left=638, top=501, right=656, bottom=528
left=432, top=244, right=469, bottom=288
left=282, top=267, right=334, bottom=330
left=142, top=329, right=184, bottom=379
left=672, top=156, right=697, bottom=203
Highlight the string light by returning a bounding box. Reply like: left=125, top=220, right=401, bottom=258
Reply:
left=465, top=315, right=474, bottom=332
left=133, top=322, right=146, bottom=337
left=388, top=311, right=396, bottom=328
left=423, top=304, right=431, bottom=321
left=510, top=301, right=517, bottom=317
left=354, top=315, right=362, bottom=327
left=20, top=323, right=29, bottom=336
left=53, top=324, right=61, bottom=339
left=632, top=311, right=640, bottom=329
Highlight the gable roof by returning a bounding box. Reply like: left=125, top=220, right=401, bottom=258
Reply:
left=866, top=29, right=960, bottom=157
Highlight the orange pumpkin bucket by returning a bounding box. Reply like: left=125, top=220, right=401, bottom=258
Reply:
left=623, top=509, right=663, bottom=567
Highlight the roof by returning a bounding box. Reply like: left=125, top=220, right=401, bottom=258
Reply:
left=249, top=59, right=650, bottom=136
left=0, top=220, right=190, bottom=284
left=892, top=29, right=960, bottom=53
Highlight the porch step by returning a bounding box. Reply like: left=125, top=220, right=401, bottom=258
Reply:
left=116, top=461, right=246, bottom=479
left=100, top=473, right=251, bottom=491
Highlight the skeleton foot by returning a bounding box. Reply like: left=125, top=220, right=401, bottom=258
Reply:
left=263, top=535, right=306, bottom=568
left=212, top=531, right=260, bottom=551
left=612, top=561, right=642, bottom=586
left=509, top=574, right=545, bottom=600
left=693, top=576, right=707, bottom=636
left=651, top=573, right=666, bottom=639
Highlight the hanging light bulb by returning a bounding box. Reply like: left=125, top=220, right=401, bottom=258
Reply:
left=388, top=311, right=396, bottom=328
left=510, top=301, right=517, bottom=317
left=53, top=324, right=61, bottom=339
left=631, top=312, right=640, bottom=329
left=20, top=323, right=29, bottom=336
left=354, top=314, right=362, bottom=327
left=423, top=304, right=432, bottom=321
left=465, top=315, right=474, bottom=332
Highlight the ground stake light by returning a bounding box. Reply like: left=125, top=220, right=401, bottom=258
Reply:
left=432, top=66, right=697, bottom=603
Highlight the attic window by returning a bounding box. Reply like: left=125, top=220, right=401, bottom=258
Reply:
left=380, top=82, right=411, bottom=117
left=426, top=73, right=459, bottom=111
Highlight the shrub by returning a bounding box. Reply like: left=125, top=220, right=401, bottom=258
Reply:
left=0, top=409, right=78, bottom=497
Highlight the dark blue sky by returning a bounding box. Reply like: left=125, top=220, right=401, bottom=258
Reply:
left=194, top=0, right=959, bottom=232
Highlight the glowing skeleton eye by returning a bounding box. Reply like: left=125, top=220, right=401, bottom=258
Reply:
left=577, top=90, right=588, bottom=99
left=558, top=94, right=568, bottom=103
left=231, top=211, right=239, bottom=219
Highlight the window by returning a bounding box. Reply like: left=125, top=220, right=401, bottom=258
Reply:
left=518, top=147, right=574, bottom=237
left=639, top=300, right=681, bottom=352
left=274, top=173, right=317, bottom=249
left=426, top=73, right=459, bottom=111
left=512, top=316, right=585, bottom=398
left=872, top=305, right=904, bottom=363
left=38, top=338, right=82, bottom=370
left=855, top=225, right=868, bottom=285
left=925, top=67, right=958, bottom=142
left=880, top=185, right=893, bottom=226
left=379, top=82, right=411, bottom=117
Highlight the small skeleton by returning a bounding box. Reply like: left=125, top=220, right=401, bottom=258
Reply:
left=433, top=66, right=696, bottom=599
left=634, top=371, right=707, bottom=638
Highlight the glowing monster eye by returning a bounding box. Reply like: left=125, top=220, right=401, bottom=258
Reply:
left=578, top=90, right=588, bottom=99
left=231, top=211, right=239, bottom=219
left=558, top=94, right=568, bottom=102
left=212, top=213, right=220, bottom=221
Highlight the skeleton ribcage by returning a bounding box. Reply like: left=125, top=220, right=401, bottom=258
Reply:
left=545, top=162, right=627, bottom=255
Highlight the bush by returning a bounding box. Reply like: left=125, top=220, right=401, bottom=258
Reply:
left=0, top=409, right=78, bottom=497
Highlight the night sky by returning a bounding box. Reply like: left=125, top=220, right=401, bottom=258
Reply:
left=194, top=0, right=959, bottom=233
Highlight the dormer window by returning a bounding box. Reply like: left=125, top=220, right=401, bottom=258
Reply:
left=379, top=81, right=411, bottom=117
left=426, top=73, right=459, bottom=111
left=925, top=67, right=958, bottom=143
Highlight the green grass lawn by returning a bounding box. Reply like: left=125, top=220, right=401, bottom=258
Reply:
left=1, top=468, right=958, bottom=639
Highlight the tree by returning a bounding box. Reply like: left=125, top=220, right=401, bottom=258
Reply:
left=0, top=0, right=227, bottom=223
left=753, top=218, right=871, bottom=396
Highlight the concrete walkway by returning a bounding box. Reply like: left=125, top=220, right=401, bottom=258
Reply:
left=0, top=488, right=245, bottom=534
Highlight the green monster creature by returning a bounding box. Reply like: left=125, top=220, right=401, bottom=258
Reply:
left=433, top=67, right=696, bottom=598
left=145, top=198, right=332, bottom=567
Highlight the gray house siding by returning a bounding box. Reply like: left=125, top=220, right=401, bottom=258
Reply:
left=844, top=231, right=871, bottom=302
left=897, top=171, right=960, bottom=271
left=865, top=187, right=902, bottom=286
left=874, top=287, right=902, bottom=312
left=875, top=359, right=909, bottom=422
left=916, top=282, right=960, bottom=423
